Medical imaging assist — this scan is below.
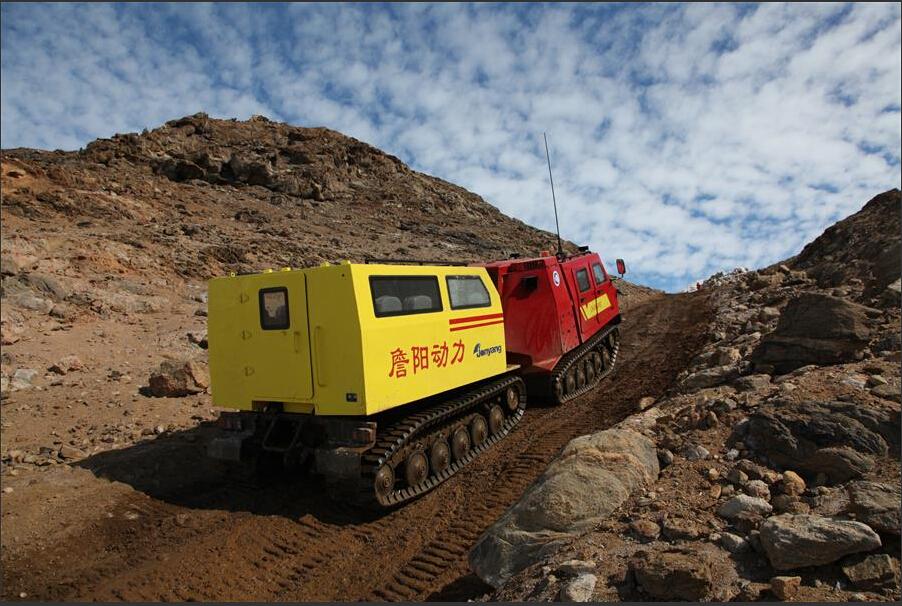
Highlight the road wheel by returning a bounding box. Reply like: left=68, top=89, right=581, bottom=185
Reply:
left=430, top=438, right=450, bottom=475
left=470, top=414, right=488, bottom=447
left=590, top=350, right=604, bottom=375
left=565, top=368, right=577, bottom=395
left=487, top=404, right=505, bottom=435
left=451, top=426, right=471, bottom=461
left=374, top=464, right=395, bottom=500
left=575, top=364, right=586, bottom=389
left=404, top=450, right=429, bottom=488
left=585, top=358, right=596, bottom=384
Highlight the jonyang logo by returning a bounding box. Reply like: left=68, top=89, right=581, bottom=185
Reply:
left=473, top=342, right=503, bottom=358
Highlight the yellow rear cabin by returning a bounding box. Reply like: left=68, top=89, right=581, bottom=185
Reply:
left=208, top=261, right=510, bottom=417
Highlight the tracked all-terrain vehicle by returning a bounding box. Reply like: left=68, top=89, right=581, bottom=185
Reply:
left=207, top=250, right=623, bottom=506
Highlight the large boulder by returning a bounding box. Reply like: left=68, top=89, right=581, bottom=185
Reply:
left=759, top=514, right=881, bottom=570
left=469, top=429, right=659, bottom=588
left=629, top=543, right=739, bottom=601
left=750, top=294, right=872, bottom=374
left=147, top=359, right=209, bottom=397
left=846, top=481, right=901, bottom=535
left=742, top=400, right=894, bottom=483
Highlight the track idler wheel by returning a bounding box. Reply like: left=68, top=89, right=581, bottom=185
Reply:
left=430, top=438, right=450, bottom=475
left=375, top=464, right=395, bottom=501
left=404, top=450, right=429, bottom=487
left=451, top=426, right=471, bottom=461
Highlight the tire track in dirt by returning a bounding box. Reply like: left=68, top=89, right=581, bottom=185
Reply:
left=2, top=291, right=710, bottom=602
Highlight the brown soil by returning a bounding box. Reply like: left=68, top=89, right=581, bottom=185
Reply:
left=0, top=290, right=710, bottom=601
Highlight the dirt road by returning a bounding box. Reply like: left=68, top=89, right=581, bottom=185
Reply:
left=1, top=291, right=709, bottom=602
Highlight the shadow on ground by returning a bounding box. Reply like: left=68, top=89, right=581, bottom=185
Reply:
left=74, top=421, right=385, bottom=525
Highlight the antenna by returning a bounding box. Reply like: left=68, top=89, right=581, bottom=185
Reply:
left=543, top=132, right=564, bottom=258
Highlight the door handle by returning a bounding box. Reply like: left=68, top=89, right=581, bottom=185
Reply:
left=313, top=326, right=326, bottom=386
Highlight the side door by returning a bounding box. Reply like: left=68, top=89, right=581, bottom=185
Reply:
left=591, top=259, right=618, bottom=328
left=566, top=258, right=596, bottom=342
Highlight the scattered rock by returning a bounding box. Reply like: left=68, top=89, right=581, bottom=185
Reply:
left=770, top=575, right=802, bottom=600
left=147, top=359, right=209, bottom=397
left=720, top=532, right=748, bottom=553
left=759, top=514, right=881, bottom=570
left=10, top=368, right=38, bottom=391
left=630, top=519, right=661, bottom=542
left=58, top=444, right=85, bottom=460
left=718, top=495, right=772, bottom=519
left=716, top=347, right=742, bottom=366
left=559, top=573, right=597, bottom=602
left=771, top=494, right=810, bottom=514
left=681, top=444, right=710, bottom=461
left=734, top=374, right=772, bottom=391
left=187, top=331, right=208, bottom=349
left=48, top=354, right=84, bottom=375
left=781, top=471, right=806, bottom=496
left=657, top=448, right=674, bottom=467
left=662, top=517, right=703, bottom=541
left=727, top=468, right=749, bottom=484
left=744, top=479, right=771, bottom=500
left=870, top=383, right=901, bottom=403
left=680, top=366, right=740, bottom=392
left=866, top=374, right=888, bottom=387
left=841, top=554, right=901, bottom=592
left=637, top=396, right=656, bottom=411
left=629, top=544, right=738, bottom=601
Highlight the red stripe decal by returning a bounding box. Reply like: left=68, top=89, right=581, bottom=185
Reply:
left=449, top=319, right=505, bottom=332
left=449, top=312, right=503, bottom=325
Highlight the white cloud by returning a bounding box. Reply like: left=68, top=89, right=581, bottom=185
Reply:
left=1, top=2, right=900, bottom=291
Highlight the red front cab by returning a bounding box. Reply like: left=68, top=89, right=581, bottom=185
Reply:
left=479, top=251, right=621, bottom=375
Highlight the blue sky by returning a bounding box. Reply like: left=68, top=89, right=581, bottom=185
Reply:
left=2, top=3, right=900, bottom=292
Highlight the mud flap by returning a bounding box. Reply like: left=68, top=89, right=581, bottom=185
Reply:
left=316, top=447, right=367, bottom=500
left=315, top=447, right=362, bottom=479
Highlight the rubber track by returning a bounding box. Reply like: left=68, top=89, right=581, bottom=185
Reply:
left=361, top=374, right=527, bottom=507
left=550, top=324, right=621, bottom=404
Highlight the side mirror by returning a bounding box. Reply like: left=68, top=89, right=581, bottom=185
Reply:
left=616, top=258, right=626, bottom=276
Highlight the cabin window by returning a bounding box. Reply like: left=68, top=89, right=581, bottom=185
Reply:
left=370, top=276, right=442, bottom=317
left=447, top=275, right=491, bottom=310
left=576, top=268, right=591, bottom=292
left=592, top=263, right=607, bottom=285
left=259, top=287, right=290, bottom=330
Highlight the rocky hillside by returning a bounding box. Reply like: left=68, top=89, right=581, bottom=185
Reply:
left=0, top=114, right=655, bottom=468
left=2, top=112, right=574, bottom=295
left=470, top=189, right=901, bottom=603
